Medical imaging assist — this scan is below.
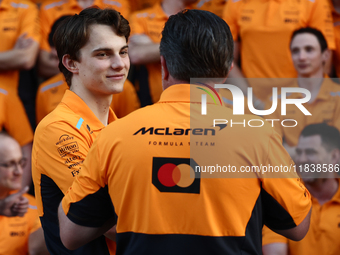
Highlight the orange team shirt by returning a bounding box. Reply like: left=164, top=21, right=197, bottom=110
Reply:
left=0, top=0, right=40, bottom=92
left=62, top=84, right=311, bottom=254
left=266, top=78, right=340, bottom=147
left=129, top=2, right=167, bottom=103
left=223, top=0, right=335, bottom=101
left=129, top=2, right=217, bottom=103
left=36, top=73, right=140, bottom=124
left=194, top=0, right=228, bottom=17
left=330, top=1, right=340, bottom=78
left=262, top=179, right=340, bottom=255
left=0, top=194, right=41, bottom=255
left=0, top=87, right=33, bottom=146
left=39, top=0, right=130, bottom=52
left=129, top=0, right=160, bottom=12
left=218, top=87, right=253, bottom=114
left=32, top=90, right=117, bottom=255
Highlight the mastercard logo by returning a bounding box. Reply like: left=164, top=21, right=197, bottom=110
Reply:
left=152, top=157, right=200, bottom=193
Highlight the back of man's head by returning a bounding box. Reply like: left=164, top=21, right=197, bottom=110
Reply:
left=300, top=123, right=340, bottom=152
left=53, top=7, right=130, bottom=86
left=160, top=9, right=234, bottom=82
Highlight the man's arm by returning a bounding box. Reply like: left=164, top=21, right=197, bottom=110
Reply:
left=0, top=187, right=29, bottom=216
left=262, top=243, right=288, bottom=255
left=128, top=34, right=161, bottom=65
left=58, top=203, right=115, bottom=250
left=0, top=34, right=39, bottom=71
left=28, top=228, right=50, bottom=255
left=37, top=49, right=60, bottom=78
left=271, top=208, right=311, bottom=241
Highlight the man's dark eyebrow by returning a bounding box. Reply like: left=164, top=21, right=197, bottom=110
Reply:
left=92, top=45, right=128, bottom=53
left=92, top=47, right=113, bottom=53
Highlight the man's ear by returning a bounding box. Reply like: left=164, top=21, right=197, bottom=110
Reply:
left=62, top=54, right=79, bottom=74
left=331, top=148, right=340, bottom=165
left=229, top=61, right=234, bottom=74
left=160, top=55, right=169, bottom=81
left=322, top=49, right=331, bottom=65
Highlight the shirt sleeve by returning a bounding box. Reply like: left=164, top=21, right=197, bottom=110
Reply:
left=39, top=5, right=52, bottom=51
left=307, top=0, right=335, bottom=49
left=266, top=99, right=284, bottom=139
left=222, top=0, right=239, bottom=41
left=25, top=194, right=42, bottom=234
left=62, top=132, right=114, bottom=227
left=262, top=225, right=288, bottom=246
left=260, top=129, right=312, bottom=230
left=19, top=1, right=40, bottom=44
left=129, top=11, right=148, bottom=36
left=4, top=92, right=33, bottom=146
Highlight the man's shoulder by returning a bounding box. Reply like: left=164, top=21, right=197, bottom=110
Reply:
left=41, top=0, right=68, bottom=11
left=3, top=0, right=37, bottom=11
left=35, top=102, right=82, bottom=138
left=130, top=3, right=161, bottom=21
left=38, top=74, right=67, bottom=95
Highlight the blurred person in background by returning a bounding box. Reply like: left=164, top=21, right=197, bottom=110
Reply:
left=223, top=0, right=335, bottom=105
left=266, top=27, right=340, bottom=159
left=37, top=0, right=130, bottom=79
left=32, top=7, right=130, bottom=255
left=36, top=15, right=140, bottom=124
left=0, top=132, right=48, bottom=255
left=263, top=123, right=340, bottom=255
left=58, top=9, right=311, bottom=255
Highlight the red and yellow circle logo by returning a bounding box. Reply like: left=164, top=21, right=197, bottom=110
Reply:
left=158, top=163, right=196, bottom=188
left=152, top=157, right=200, bottom=193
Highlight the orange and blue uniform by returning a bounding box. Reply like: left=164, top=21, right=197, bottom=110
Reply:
left=61, top=84, right=311, bottom=254
left=33, top=90, right=117, bottom=255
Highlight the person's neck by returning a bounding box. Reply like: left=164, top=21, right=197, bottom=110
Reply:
left=77, top=0, right=94, bottom=9
left=162, top=0, right=186, bottom=17
left=162, top=76, right=189, bottom=91
left=297, top=70, right=324, bottom=103
left=70, top=84, right=112, bottom=126
left=305, top=178, right=339, bottom=206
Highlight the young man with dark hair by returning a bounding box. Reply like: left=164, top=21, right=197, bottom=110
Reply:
left=267, top=27, right=340, bottom=158
left=32, top=7, right=130, bottom=255
left=263, top=123, right=340, bottom=255
left=35, top=15, right=140, bottom=124
left=58, top=10, right=311, bottom=254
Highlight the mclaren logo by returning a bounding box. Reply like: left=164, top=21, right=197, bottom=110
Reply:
left=134, top=127, right=217, bottom=136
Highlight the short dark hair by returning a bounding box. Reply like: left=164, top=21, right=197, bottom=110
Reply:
left=290, top=27, right=328, bottom=52
left=48, top=15, right=72, bottom=48
left=160, top=9, right=234, bottom=81
left=54, top=7, right=130, bottom=86
left=300, top=123, right=340, bottom=151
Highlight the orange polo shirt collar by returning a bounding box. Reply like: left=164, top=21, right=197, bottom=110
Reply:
left=288, top=76, right=333, bottom=101
left=61, top=90, right=117, bottom=130
left=158, top=83, right=222, bottom=105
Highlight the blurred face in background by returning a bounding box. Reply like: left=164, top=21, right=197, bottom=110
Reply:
left=295, top=134, right=335, bottom=183
left=290, top=33, right=329, bottom=78
left=0, top=136, right=24, bottom=197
